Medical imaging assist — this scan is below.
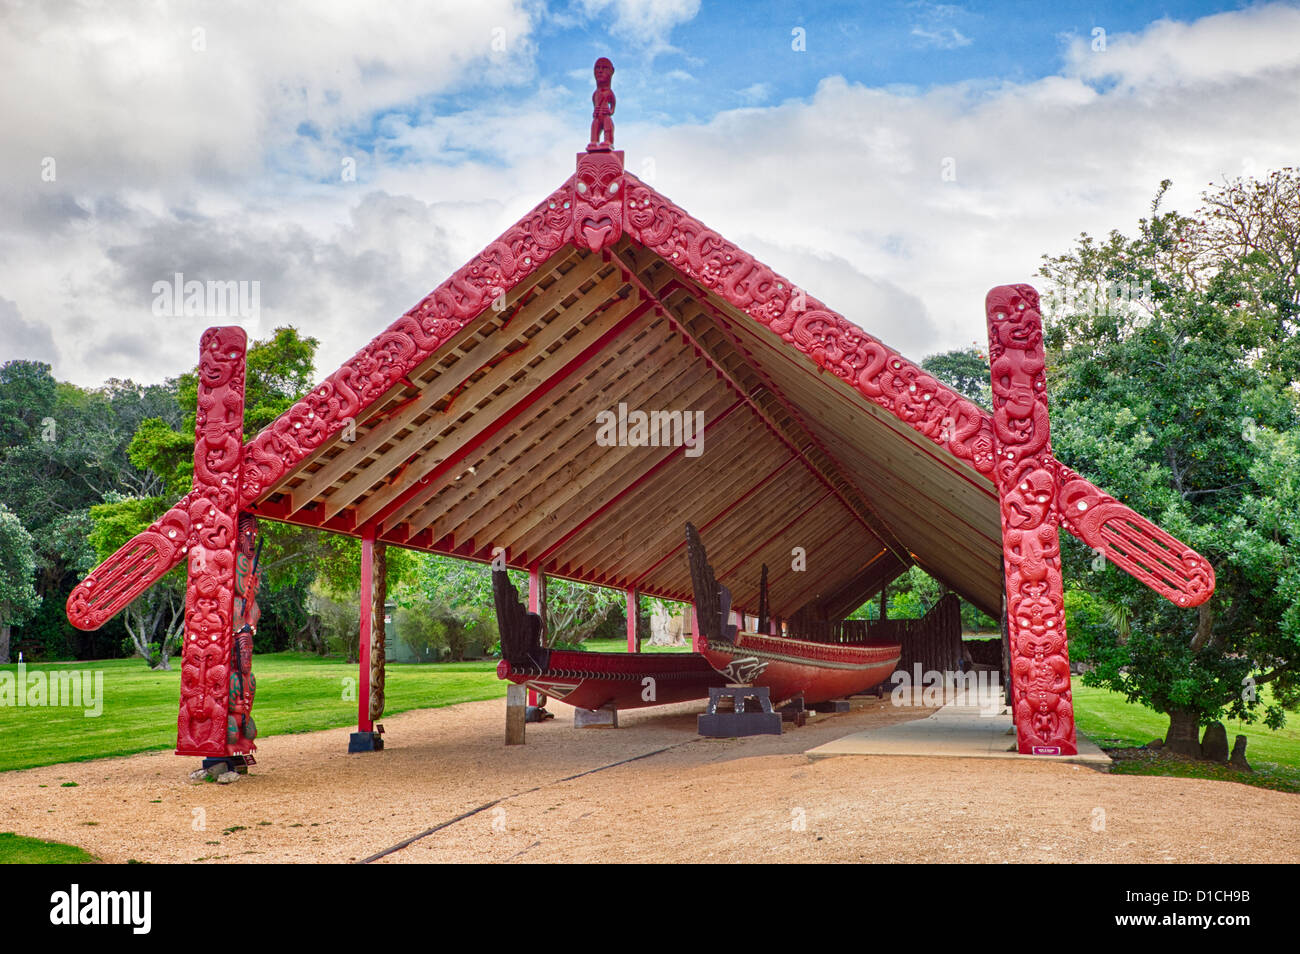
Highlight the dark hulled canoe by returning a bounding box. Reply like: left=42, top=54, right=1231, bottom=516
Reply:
left=496, top=649, right=727, bottom=711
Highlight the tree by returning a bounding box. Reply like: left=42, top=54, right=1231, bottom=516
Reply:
left=0, top=363, right=171, bottom=661
left=87, top=494, right=186, bottom=669
left=921, top=345, right=991, bottom=408
left=843, top=566, right=994, bottom=630
left=411, top=555, right=622, bottom=648
left=0, top=503, right=41, bottom=663
left=1041, top=172, right=1300, bottom=755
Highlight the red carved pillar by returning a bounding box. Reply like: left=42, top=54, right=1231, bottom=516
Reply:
left=985, top=285, right=1077, bottom=756
left=176, top=327, right=247, bottom=758
left=626, top=589, right=638, bottom=652
left=528, top=565, right=541, bottom=706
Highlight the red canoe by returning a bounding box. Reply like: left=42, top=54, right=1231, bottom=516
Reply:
left=700, top=631, right=901, bottom=706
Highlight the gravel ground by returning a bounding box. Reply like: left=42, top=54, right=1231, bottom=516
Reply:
left=2, top=695, right=1296, bottom=864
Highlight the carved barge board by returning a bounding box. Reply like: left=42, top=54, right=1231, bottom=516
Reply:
left=68, top=145, right=1214, bottom=635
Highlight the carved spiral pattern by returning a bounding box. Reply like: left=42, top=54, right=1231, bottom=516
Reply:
left=65, top=492, right=197, bottom=630
left=1055, top=463, right=1214, bottom=607
left=985, top=285, right=1076, bottom=755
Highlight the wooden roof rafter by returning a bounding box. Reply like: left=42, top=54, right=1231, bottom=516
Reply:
left=605, top=245, right=909, bottom=566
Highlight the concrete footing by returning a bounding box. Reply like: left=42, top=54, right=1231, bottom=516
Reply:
left=808, top=699, right=851, bottom=713
left=778, top=696, right=807, bottom=725
left=348, top=730, right=384, bottom=753
left=574, top=705, right=618, bottom=728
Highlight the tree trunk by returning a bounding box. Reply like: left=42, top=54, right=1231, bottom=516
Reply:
left=155, top=590, right=183, bottom=671
left=1164, top=709, right=1202, bottom=757
left=1188, top=595, right=1215, bottom=653
left=647, top=603, right=684, bottom=646
left=0, top=622, right=10, bottom=664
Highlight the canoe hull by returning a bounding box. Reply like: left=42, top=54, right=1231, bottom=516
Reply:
left=701, top=632, right=901, bottom=706
left=497, top=650, right=727, bottom=711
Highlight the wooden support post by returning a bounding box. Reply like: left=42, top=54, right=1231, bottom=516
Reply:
left=505, top=684, right=527, bottom=745
left=626, top=589, right=639, bottom=652
left=528, top=565, right=541, bottom=707
left=357, top=530, right=374, bottom=735
left=690, top=605, right=701, bottom=652
left=370, top=541, right=387, bottom=723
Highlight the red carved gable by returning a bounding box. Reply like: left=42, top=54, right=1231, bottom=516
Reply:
left=68, top=155, right=1214, bottom=632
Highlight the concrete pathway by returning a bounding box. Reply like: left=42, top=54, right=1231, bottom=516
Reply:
left=806, top=701, right=1111, bottom=765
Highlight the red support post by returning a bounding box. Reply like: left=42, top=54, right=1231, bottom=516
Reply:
left=528, top=565, right=541, bottom=706
left=690, top=605, right=701, bottom=652
left=626, top=589, right=639, bottom=652
left=986, top=285, right=1077, bottom=756
left=358, top=530, right=375, bottom=734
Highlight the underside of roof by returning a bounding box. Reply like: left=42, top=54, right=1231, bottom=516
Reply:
left=248, top=170, right=1004, bottom=620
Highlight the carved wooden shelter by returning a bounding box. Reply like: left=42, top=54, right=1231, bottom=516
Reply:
left=68, top=59, right=1213, bottom=761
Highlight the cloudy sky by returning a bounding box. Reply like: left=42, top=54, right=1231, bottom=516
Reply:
left=3, top=0, right=1299, bottom=387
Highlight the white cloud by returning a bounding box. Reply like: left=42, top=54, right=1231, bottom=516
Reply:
left=909, top=2, right=975, bottom=50
left=613, top=5, right=1300, bottom=360
left=910, top=27, right=972, bottom=50
left=1065, top=5, right=1300, bottom=88
left=577, top=0, right=700, bottom=54
left=0, top=0, right=538, bottom=190
left=4, top=2, right=1300, bottom=390
left=0, top=297, right=58, bottom=365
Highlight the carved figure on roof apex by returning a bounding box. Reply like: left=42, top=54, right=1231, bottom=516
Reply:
left=588, top=57, right=615, bottom=151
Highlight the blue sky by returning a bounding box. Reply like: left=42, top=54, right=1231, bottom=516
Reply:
left=340, top=1, right=1250, bottom=170
left=3, top=1, right=1298, bottom=385
left=449, top=2, right=1248, bottom=121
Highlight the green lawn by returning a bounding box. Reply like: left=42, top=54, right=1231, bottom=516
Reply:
left=0, top=832, right=98, bottom=864
left=581, top=638, right=692, bottom=653
left=1072, top=684, right=1300, bottom=769
left=0, top=653, right=505, bottom=773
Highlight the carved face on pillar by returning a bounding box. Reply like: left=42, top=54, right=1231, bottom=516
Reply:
left=987, top=292, right=1045, bottom=422
left=198, top=327, right=246, bottom=391
left=1004, top=467, right=1055, bottom=529
left=237, top=513, right=257, bottom=559
left=573, top=150, right=624, bottom=252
